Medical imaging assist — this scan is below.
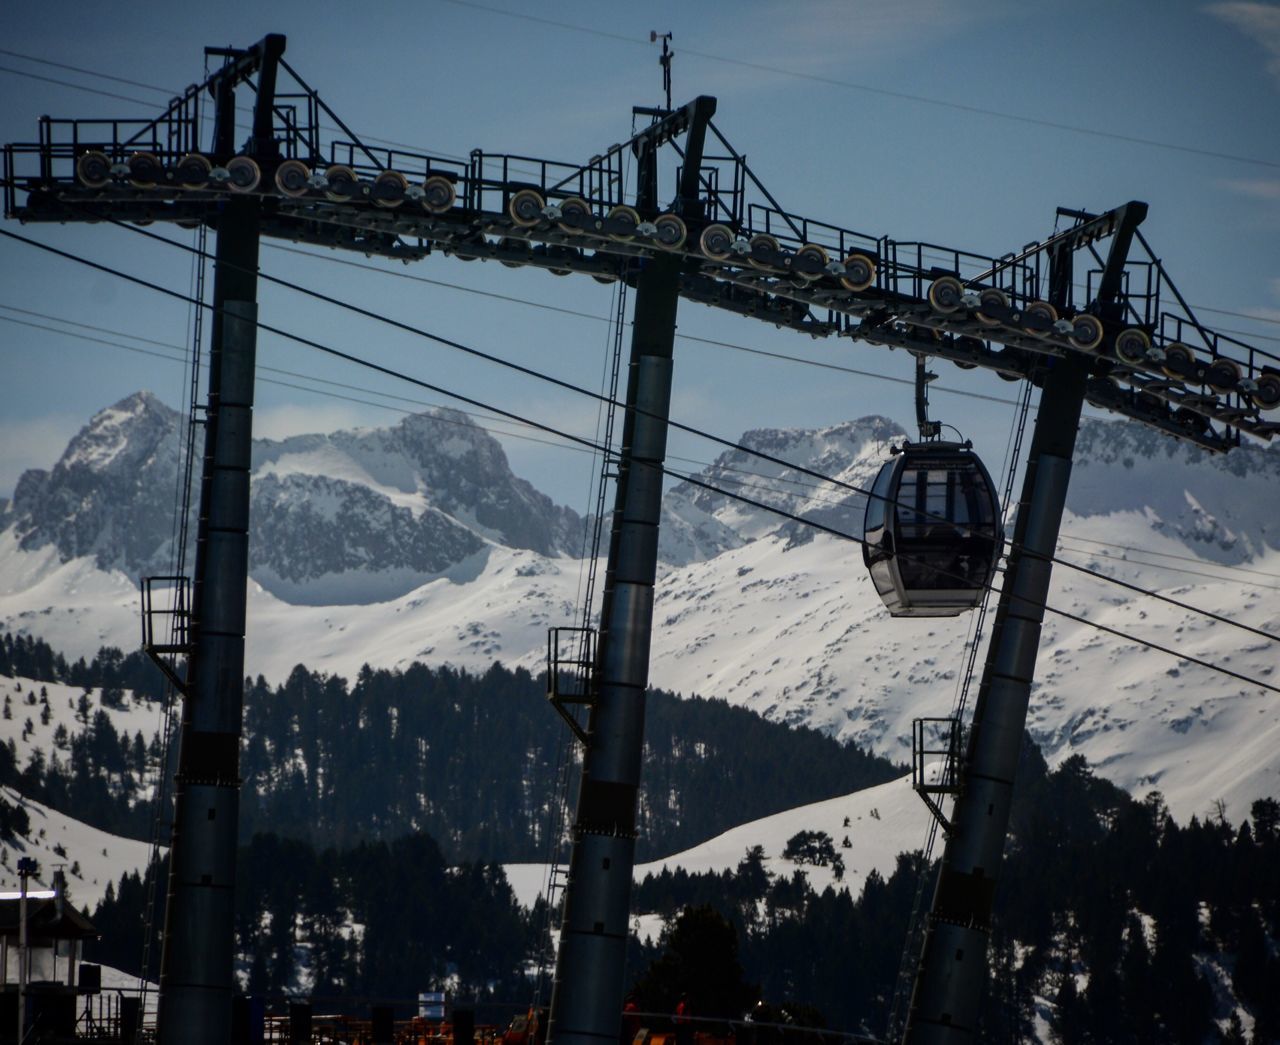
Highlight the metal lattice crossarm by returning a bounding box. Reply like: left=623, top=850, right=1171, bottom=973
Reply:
left=5, top=50, right=1277, bottom=454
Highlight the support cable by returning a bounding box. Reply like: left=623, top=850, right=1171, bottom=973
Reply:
left=10, top=305, right=1279, bottom=602
left=91, top=222, right=1279, bottom=646
left=2, top=225, right=1275, bottom=693
left=135, top=219, right=206, bottom=1016
left=431, top=0, right=1280, bottom=171
left=9, top=47, right=1280, bottom=201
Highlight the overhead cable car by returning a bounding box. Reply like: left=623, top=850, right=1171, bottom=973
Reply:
left=862, top=356, right=1003, bottom=617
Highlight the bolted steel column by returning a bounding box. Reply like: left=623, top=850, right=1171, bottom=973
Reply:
left=157, top=34, right=281, bottom=1045
left=156, top=207, right=260, bottom=1045
left=901, top=354, right=1088, bottom=1044
left=902, top=203, right=1146, bottom=1044
left=548, top=97, right=716, bottom=1045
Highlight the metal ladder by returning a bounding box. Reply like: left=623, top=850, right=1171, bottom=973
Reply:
left=532, top=275, right=629, bottom=1007
left=885, top=377, right=1034, bottom=1041
left=135, top=219, right=209, bottom=1028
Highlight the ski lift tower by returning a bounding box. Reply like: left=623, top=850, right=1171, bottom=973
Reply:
left=5, top=33, right=1278, bottom=1045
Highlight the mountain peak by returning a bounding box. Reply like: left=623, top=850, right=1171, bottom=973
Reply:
left=738, top=415, right=905, bottom=453
left=59, top=390, right=179, bottom=475
left=659, top=415, right=907, bottom=565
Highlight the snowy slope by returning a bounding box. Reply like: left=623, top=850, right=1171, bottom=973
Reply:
left=0, top=785, right=154, bottom=912
left=0, top=673, right=166, bottom=910
left=505, top=771, right=933, bottom=911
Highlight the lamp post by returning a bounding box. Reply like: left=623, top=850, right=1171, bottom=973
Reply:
left=16, top=856, right=38, bottom=1045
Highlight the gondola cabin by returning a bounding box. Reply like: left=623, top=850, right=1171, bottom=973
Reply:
left=862, top=442, right=1003, bottom=617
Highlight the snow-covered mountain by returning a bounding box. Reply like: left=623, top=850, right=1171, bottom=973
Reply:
left=659, top=416, right=901, bottom=565
left=1, top=392, right=584, bottom=605
left=1068, top=420, right=1280, bottom=563
left=1, top=392, right=1278, bottom=825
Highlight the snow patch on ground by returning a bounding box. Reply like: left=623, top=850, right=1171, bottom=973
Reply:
left=504, top=773, right=933, bottom=910
left=0, top=786, right=155, bottom=912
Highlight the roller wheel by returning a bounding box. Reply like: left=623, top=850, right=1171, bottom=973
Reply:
left=127, top=153, right=164, bottom=188
left=557, top=197, right=591, bottom=233
left=792, top=243, right=829, bottom=281
left=274, top=159, right=311, bottom=198
left=592, top=273, right=618, bottom=284
left=1136, top=391, right=1169, bottom=416
left=509, top=188, right=545, bottom=227
left=174, top=153, right=212, bottom=187
left=1250, top=372, right=1280, bottom=411
left=323, top=165, right=357, bottom=201
left=927, top=275, right=964, bottom=314
left=606, top=205, right=640, bottom=241
left=76, top=151, right=113, bottom=189
left=975, top=288, right=1010, bottom=326
left=1068, top=313, right=1104, bottom=352
left=536, top=243, right=577, bottom=273
left=748, top=233, right=780, bottom=270
left=423, top=175, right=456, bottom=214
left=653, top=213, right=687, bottom=250
left=226, top=155, right=261, bottom=193
left=1161, top=342, right=1195, bottom=379
left=700, top=223, right=734, bottom=260
left=840, top=253, right=876, bottom=292
left=1205, top=357, right=1241, bottom=393
left=1173, top=407, right=1210, bottom=435
left=1113, top=327, right=1152, bottom=365
left=454, top=233, right=487, bottom=262
left=1023, top=300, right=1058, bottom=336
left=498, top=237, right=530, bottom=269
left=372, top=170, right=408, bottom=208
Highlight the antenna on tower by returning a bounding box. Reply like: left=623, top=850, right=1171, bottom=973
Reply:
left=650, top=31, right=673, bottom=111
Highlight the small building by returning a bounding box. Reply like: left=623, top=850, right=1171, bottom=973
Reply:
left=0, top=868, right=100, bottom=1042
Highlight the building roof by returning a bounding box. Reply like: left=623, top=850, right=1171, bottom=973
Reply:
left=0, top=895, right=98, bottom=942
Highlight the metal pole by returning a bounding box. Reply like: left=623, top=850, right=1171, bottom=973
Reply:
left=901, top=354, right=1088, bottom=1043
left=548, top=97, right=715, bottom=1045
left=156, top=35, right=282, bottom=1045
left=902, top=203, right=1146, bottom=1044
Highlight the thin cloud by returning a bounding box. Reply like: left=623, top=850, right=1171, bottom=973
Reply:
left=1221, top=177, right=1280, bottom=199
left=713, top=0, right=1011, bottom=78
left=0, top=415, right=82, bottom=498
left=253, top=402, right=374, bottom=442
left=1208, top=2, right=1280, bottom=81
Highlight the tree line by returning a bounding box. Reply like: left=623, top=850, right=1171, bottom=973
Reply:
left=89, top=831, right=533, bottom=1003
left=88, top=743, right=1279, bottom=1040
left=13, top=629, right=1277, bottom=1039
left=1, top=631, right=901, bottom=862
left=627, top=740, right=1280, bottom=1043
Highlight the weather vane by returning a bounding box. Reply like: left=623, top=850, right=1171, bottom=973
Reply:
left=650, top=30, right=673, bottom=110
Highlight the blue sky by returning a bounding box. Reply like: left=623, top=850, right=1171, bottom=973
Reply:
left=2, top=0, right=1278, bottom=509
